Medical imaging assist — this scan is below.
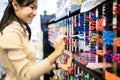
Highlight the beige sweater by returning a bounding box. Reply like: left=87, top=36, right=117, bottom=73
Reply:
left=0, top=21, right=52, bottom=80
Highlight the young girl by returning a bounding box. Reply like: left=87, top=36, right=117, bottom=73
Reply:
left=0, top=0, right=73, bottom=80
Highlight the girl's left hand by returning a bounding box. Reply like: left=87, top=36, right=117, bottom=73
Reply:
left=58, top=54, right=73, bottom=71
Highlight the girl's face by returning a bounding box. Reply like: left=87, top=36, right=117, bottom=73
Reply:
left=13, top=0, right=38, bottom=24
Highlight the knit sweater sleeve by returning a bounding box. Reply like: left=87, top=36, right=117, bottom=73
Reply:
left=0, top=26, right=52, bottom=80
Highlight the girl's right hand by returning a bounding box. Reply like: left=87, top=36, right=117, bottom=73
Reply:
left=54, top=34, right=66, bottom=55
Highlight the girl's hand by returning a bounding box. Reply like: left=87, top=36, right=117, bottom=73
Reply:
left=64, top=50, right=73, bottom=57
left=54, top=34, right=66, bottom=55
left=58, top=54, right=73, bottom=71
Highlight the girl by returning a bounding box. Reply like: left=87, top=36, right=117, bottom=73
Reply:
left=0, top=0, right=73, bottom=80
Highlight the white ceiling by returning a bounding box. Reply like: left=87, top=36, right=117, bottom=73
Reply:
left=0, top=0, right=8, bottom=20
left=0, top=0, right=58, bottom=19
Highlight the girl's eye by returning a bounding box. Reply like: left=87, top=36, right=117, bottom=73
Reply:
left=30, top=6, right=35, bottom=9
left=29, top=5, right=37, bottom=10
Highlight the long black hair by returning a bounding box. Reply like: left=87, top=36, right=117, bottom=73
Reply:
left=0, top=0, right=35, bottom=39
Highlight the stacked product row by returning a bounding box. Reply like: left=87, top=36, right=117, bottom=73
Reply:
left=48, top=0, right=120, bottom=80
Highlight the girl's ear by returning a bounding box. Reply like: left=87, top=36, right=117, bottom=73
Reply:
left=12, top=1, right=20, bottom=11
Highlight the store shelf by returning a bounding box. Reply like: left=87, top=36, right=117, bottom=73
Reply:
left=74, top=56, right=104, bottom=80
left=74, top=57, right=105, bottom=80
left=47, top=0, right=120, bottom=79
left=80, top=0, right=106, bottom=13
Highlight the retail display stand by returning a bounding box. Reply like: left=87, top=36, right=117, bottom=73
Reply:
left=48, top=0, right=120, bottom=80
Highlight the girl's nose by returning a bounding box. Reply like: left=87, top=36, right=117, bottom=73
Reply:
left=33, top=10, right=37, bottom=16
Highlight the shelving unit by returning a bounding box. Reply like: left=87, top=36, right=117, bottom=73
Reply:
left=48, top=0, right=120, bottom=80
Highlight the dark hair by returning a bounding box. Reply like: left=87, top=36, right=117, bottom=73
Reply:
left=0, top=0, right=35, bottom=33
